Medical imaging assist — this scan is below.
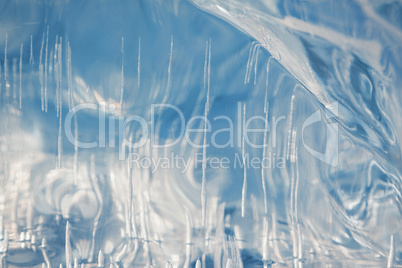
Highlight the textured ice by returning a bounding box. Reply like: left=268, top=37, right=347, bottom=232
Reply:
left=0, top=0, right=402, bottom=267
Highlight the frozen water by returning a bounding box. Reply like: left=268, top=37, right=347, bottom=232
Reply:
left=0, top=0, right=402, bottom=267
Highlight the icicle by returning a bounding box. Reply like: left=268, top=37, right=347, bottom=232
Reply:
left=58, top=37, right=63, bottom=112
left=241, top=103, right=247, bottom=218
left=44, top=26, right=49, bottom=112
left=201, top=39, right=211, bottom=227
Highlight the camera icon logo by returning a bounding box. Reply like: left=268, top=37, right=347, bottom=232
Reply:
left=302, top=102, right=339, bottom=167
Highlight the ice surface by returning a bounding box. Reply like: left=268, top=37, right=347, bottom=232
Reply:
left=0, top=0, right=402, bottom=267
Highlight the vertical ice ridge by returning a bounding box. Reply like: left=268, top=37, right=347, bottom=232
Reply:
left=127, top=138, right=135, bottom=239
left=67, top=42, right=73, bottom=110
left=129, top=149, right=139, bottom=256
left=41, top=238, right=51, bottom=268
left=39, top=33, right=45, bottom=111
left=115, top=244, right=128, bottom=264
left=30, top=35, right=34, bottom=65
left=290, top=130, right=297, bottom=264
left=4, top=34, right=8, bottom=99
left=244, top=41, right=255, bottom=84
left=12, top=58, right=17, bottom=104
left=140, top=192, right=151, bottom=265
left=98, top=250, right=104, bottom=268
left=262, top=216, right=269, bottom=267
left=201, top=39, right=211, bottom=227
left=262, top=63, right=272, bottom=266
left=241, top=103, right=247, bottom=218
left=297, top=222, right=302, bottom=267
left=138, top=36, right=141, bottom=90
left=225, top=258, right=233, bottom=268
left=66, top=221, right=73, bottom=268
left=44, top=26, right=49, bottom=112
left=2, top=230, right=9, bottom=253
left=244, top=42, right=260, bottom=85
left=262, top=58, right=271, bottom=216
left=387, top=235, right=394, bottom=268
left=57, top=38, right=63, bottom=169
left=55, top=36, right=60, bottom=117
left=0, top=65, right=2, bottom=100
left=184, top=209, right=192, bottom=268
left=286, top=94, right=295, bottom=160
left=89, top=155, right=103, bottom=263
left=254, top=45, right=260, bottom=85
left=163, top=35, right=174, bottom=104
left=73, top=113, right=79, bottom=184
left=19, top=44, right=23, bottom=109
left=120, top=36, right=124, bottom=115
left=290, top=128, right=302, bottom=266
left=271, top=212, right=282, bottom=263
left=0, top=215, right=3, bottom=241
left=295, top=147, right=302, bottom=265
